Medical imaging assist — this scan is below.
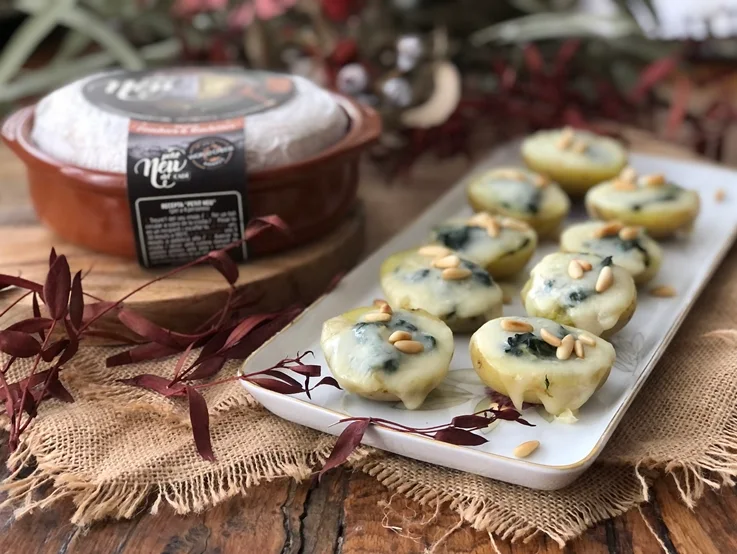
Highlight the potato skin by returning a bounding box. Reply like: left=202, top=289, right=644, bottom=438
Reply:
left=470, top=335, right=613, bottom=411
left=520, top=279, right=637, bottom=338
left=585, top=194, right=700, bottom=239
left=522, top=150, right=625, bottom=197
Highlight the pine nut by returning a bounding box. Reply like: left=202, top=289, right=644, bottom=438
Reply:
left=614, top=179, right=637, bottom=191
left=619, top=166, right=637, bottom=182
left=468, top=212, right=495, bottom=228
left=433, top=254, right=461, bottom=269
left=496, top=169, right=525, bottom=181
left=574, top=339, right=585, bottom=359
left=394, top=340, right=424, bottom=354
left=486, top=219, right=501, bottom=238
left=388, top=330, right=411, bottom=344
left=556, top=127, right=575, bottom=150
left=364, top=312, right=392, bottom=323
left=643, top=173, right=666, bottom=187
left=373, top=299, right=389, bottom=308
left=513, top=440, right=540, bottom=458
left=594, top=221, right=624, bottom=238
left=618, top=226, right=640, bottom=241
left=540, top=328, right=562, bottom=347
left=716, top=188, right=726, bottom=203
left=595, top=266, right=614, bottom=293
left=649, top=285, right=676, bottom=298
left=418, top=245, right=452, bottom=258
left=441, top=267, right=472, bottom=280
left=501, top=218, right=530, bottom=232
left=568, top=260, right=584, bottom=280
left=500, top=319, right=534, bottom=333
left=556, top=334, right=575, bottom=360
left=575, top=259, right=593, bottom=271
left=379, top=303, right=393, bottom=315
left=578, top=334, right=597, bottom=346
left=571, top=139, right=588, bottom=154
left=533, top=174, right=550, bottom=188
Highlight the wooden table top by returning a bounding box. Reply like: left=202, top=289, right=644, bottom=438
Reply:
left=1, top=134, right=735, bottom=554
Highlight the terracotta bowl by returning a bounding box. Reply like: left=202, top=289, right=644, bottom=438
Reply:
left=1, top=94, right=380, bottom=258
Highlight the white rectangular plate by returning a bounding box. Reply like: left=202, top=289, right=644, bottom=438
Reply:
left=241, top=145, right=737, bottom=490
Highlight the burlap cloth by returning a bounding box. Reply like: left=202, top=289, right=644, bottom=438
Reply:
left=2, top=165, right=737, bottom=546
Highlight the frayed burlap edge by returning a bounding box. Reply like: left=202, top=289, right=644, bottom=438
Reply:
left=352, top=384, right=737, bottom=547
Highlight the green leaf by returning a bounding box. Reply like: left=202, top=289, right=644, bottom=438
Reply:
left=0, top=0, right=77, bottom=85
left=470, top=13, right=641, bottom=46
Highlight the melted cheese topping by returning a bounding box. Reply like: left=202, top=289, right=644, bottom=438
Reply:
left=321, top=307, right=454, bottom=409
left=560, top=221, right=663, bottom=278
left=381, top=250, right=504, bottom=321
left=429, top=217, right=537, bottom=267
left=471, top=317, right=615, bottom=415
left=523, top=252, right=636, bottom=336
left=467, top=167, right=570, bottom=218
left=586, top=178, right=699, bottom=216
left=521, top=129, right=627, bottom=172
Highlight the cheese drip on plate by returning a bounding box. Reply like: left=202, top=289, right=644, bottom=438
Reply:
left=470, top=317, right=616, bottom=415
left=522, top=252, right=637, bottom=337
left=321, top=307, right=454, bottom=409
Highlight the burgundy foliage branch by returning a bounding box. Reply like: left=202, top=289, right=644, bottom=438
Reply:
left=0, top=215, right=334, bottom=461
left=318, top=401, right=534, bottom=480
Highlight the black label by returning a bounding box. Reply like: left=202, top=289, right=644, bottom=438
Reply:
left=83, top=67, right=295, bottom=123
left=127, top=119, right=248, bottom=268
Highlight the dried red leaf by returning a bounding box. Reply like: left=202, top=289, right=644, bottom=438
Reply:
left=186, top=385, right=215, bottom=461
left=44, top=255, right=71, bottom=320
left=553, top=39, right=581, bottom=77
left=630, top=56, right=678, bottom=102
left=41, top=339, right=70, bottom=362
left=315, top=376, right=340, bottom=389
left=260, top=369, right=302, bottom=389
left=118, top=374, right=187, bottom=397
left=289, top=364, right=321, bottom=377
left=244, top=215, right=289, bottom=240
left=82, top=301, right=119, bottom=322
left=69, top=271, right=84, bottom=330
left=0, top=330, right=41, bottom=358
left=205, top=250, right=239, bottom=285
left=0, top=275, right=43, bottom=294
left=218, top=313, right=280, bottom=354
left=451, top=415, right=492, bottom=429
left=184, top=356, right=227, bottom=381
left=46, top=378, right=74, bottom=403
left=17, top=386, right=37, bottom=417
left=433, top=427, right=488, bottom=446
left=221, top=308, right=302, bottom=360
left=117, top=309, right=187, bottom=349
left=247, top=377, right=304, bottom=395
left=523, top=44, right=544, bottom=75
left=7, top=318, right=53, bottom=334
left=666, top=76, right=691, bottom=139
left=172, top=342, right=195, bottom=380
left=492, top=409, right=524, bottom=421
left=319, top=418, right=369, bottom=480
left=106, top=342, right=180, bottom=367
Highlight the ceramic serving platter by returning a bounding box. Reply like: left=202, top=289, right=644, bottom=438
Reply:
left=241, top=144, right=737, bottom=490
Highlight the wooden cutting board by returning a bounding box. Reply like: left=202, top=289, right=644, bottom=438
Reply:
left=0, top=204, right=364, bottom=335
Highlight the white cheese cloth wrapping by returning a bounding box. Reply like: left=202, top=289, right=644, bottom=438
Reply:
left=31, top=74, right=349, bottom=173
